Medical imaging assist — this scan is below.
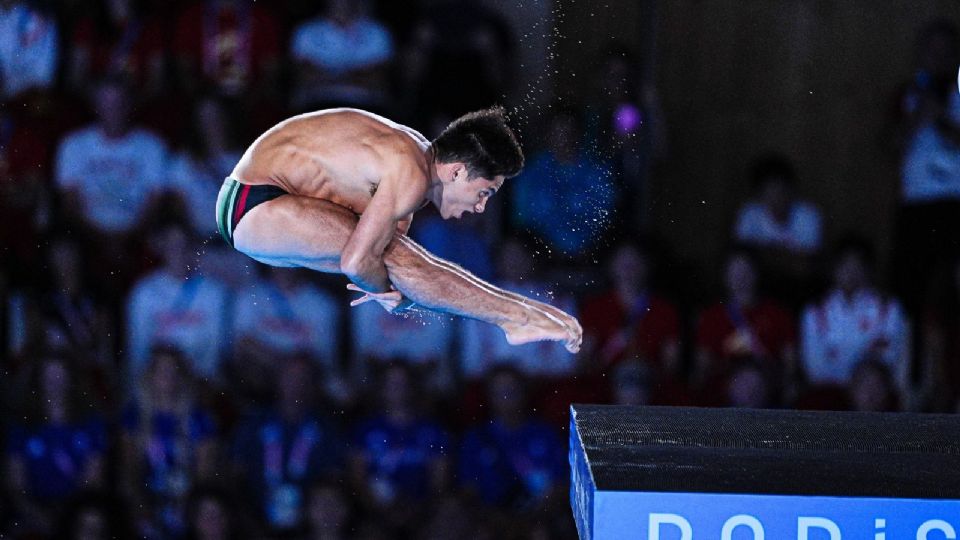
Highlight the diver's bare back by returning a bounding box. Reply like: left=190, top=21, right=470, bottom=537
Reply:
left=229, top=108, right=432, bottom=216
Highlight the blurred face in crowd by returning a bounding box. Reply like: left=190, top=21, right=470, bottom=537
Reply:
left=726, top=364, right=769, bottom=408
left=725, top=253, right=757, bottom=300
left=488, top=369, right=525, bottom=421
left=382, top=365, right=413, bottom=413
left=155, top=225, right=191, bottom=277
left=308, top=485, right=349, bottom=535
left=75, top=508, right=107, bottom=540
left=834, top=251, right=868, bottom=295
left=107, top=0, right=132, bottom=23
left=612, top=362, right=651, bottom=407
left=850, top=362, right=892, bottom=412
left=497, top=239, right=534, bottom=283
left=94, top=82, right=131, bottom=137
left=609, top=243, right=649, bottom=293
left=42, top=359, right=69, bottom=411
left=278, top=359, right=312, bottom=414
left=196, top=98, right=229, bottom=154
left=150, top=352, right=183, bottom=399
left=50, top=238, right=82, bottom=293
left=329, top=0, right=363, bottom=24
left=194, top=496, right=229, bottom=540
left=759, top=175, right=792, bottom=220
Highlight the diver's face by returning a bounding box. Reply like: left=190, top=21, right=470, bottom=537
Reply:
left=440, top=166, right=503, bottom=219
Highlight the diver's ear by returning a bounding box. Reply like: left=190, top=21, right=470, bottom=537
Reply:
left=452, top=163, right=469, bottom=181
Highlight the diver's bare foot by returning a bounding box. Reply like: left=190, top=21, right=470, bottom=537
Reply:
left=522, top=299, right=583, bottom=351
left=501, top=310, right=582, bottom=353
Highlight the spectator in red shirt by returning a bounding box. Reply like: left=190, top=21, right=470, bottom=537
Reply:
left=66, top=0, right=167, bottom=97
left=580, top=240, right=681, bottom=376
left=694, top=248, right=797, bottom=405
left=173, top=0, right=281, bottom=104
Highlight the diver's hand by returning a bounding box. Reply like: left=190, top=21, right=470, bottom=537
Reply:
left=347, top=284, right=415, bottom=313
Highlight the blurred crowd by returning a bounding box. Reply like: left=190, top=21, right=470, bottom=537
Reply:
left=0, top=0, right=959, bottom=538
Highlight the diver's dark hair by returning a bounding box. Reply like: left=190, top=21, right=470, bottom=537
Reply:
left=431, top=106, right=525, bottom=179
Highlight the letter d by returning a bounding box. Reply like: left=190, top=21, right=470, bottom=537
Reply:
left=799, top=517, right=841, bottom=540
left=650, top=513, right=693, bottom=540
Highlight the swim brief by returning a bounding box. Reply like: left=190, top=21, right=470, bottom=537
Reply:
left=215, top=177, right=287, bottom=246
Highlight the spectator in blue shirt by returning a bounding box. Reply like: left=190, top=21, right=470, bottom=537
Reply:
left=510, top=108, right=617, bottom=258
left=231, top=354, right=343, bottom=535
left=4, top=355, right=107, bottom=537
left=119, top=345, right=218, bottom=539
left=349, top=361, right=450, bottom=532
left=458, top=364, right=565, bottom=510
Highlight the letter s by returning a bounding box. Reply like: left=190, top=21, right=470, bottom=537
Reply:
left=649, top=513, right=692, bottom=540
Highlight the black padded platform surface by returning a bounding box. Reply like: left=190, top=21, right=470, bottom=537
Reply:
left=571, top=405, right=960, bottom=498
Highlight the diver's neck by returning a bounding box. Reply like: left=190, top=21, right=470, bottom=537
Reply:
left=425, top=149, right=443, bottom=209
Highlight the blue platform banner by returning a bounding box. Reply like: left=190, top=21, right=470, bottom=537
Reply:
left=580, top=490, right=960, bottom=540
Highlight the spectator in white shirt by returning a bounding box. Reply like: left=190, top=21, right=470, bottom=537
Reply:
left=232, top=267, right=341, bottom=370
left=168, top=95, right=243, bottom=239
left=54, top=76, right=167, bottom=298
left=56, top=76, right=167, bottom=238
left=0, top=0, right=58, bottom=99
left=801, top=238, right=910, bottom=394
left=126, top=221, right=229, bottom=386
left=734, top=154, right=823, bottom=306
left=734, top=154, right=822, bottom=254
left=894, top=89, right=960, bottom=315
left=289, top=0, right=394, bottom=111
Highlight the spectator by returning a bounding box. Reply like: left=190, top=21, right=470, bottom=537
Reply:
left=54, top=76, right=167, bottom=294
left=848, top=358, right=900, bottom=412
left=586, top=43, right=665, bottom=235
left=173, top=0, right=281, bottom=101
left=168, top=95, right=244, bottom=239
left=120, top=346, right=218, bottom=539
left=231, top=355, right=343, bottom=535
left=349, top=362, right=450, bottom=532
left=0, top=105, right=52, bottom=284
left=894, top=88, right=960, bottom=315
left=39, top=235, right=114, bottom=367
left=580, top=240, right=681, bottom=376
left=801, top=239, right=910, bottom=394
left=402, top=0, right=514, bottom=118
left=289, top=0, right=394, bottom=112
left=55, top=492, right=133, bottom=540
left=509, top=108, right=616, bottom=258
left=695, top=249, right=796, bottom=404
left=410, top=210, right=495, bottom=283
left=920, top=257, right=960, bottom=411
left=458, top=365, right=565, bottom=510
left=232, top=267, right=340, bottom=371
left=459, top=237, right=576, bottom=379
left=888, top=20, right=959, bottom=155
left=733, top=155, right=822, bottom=255
left=610, top=360, right=653, bottom=407
left=350, top=299, right=454, bottom=377
left=0, top=0, right=59, bottom=100
left=303, top=479, right=355, bottom=540
left=185, top=487, right=235, bottom=540
left=126, top=221, right=230, bottom=384
left=66, top=0, right=167, bottom=97
left=4, top=356, right=107, bottom=537
left=724, top=358, right=774, bottom=409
